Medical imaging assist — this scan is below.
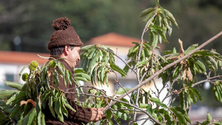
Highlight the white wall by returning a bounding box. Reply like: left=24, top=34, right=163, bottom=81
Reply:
left=0, top=63, right=29, bottom=90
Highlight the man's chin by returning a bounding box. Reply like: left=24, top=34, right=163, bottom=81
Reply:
left=73, top=63, right=76, bottom=68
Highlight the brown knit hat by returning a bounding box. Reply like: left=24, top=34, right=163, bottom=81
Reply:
left=47, top=17, right=83, bottom=50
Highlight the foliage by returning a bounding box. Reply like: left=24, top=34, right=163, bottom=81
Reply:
left=1, top=0, right=222, bottom=125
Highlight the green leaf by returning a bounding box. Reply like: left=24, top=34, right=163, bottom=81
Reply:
left=201, top=121, right=210, bottom=125
left=112, top=113, right=121, bottom=125
left=172, top=65, right=180, bottom=79
left=61, top=100, right=68, bottom=118
left=175, top=106, right=191, bottom=123
left=62, top=95, right=76, bottom=112
left=146, top=104, right=153, bottom=114
left=209, top=56, right=218, bottom=70
left=184, top=44, right=198, bottom=55
left=150, top=97, right=167, bottom=108
left=74, top=69, right=90, bottom=82
left=213, top=84, right=222, bottom=102
left=151, top=33, right=158, bottom=48
left=207, top=112, right=212, bottom=121
left=27, top=108, right=37, bottom=125
left=0, top=90, right=19, bottom=100
left=189, top=87, right=202, bottom=100
left=136, top=60, right=149, bottom=67
left=151, top=25, right=168, bottom=43
left=212, top=121, right=222, bottom=125
left=87, top=47, right=96, bottom=60
left=55, top=98, right=64, bottom=122
left=212, top=86, right=219, bottom=102
left=173, top=47, right=177, bottom=54
left=140, top=7, right=154, bottom=18
left=41, top=112, right=46, bottom=125
left=106, top=109, right=112, bottom=120
left=133, top=122, right=138, bottom=125
left=9, top=104, right=20, bottom=119
left=65, top=70, right=72, bottom=85
left=113, top=111, right=132, bottom=121
left=142, top=10, right=155, bottom=22
left=81, top=44, right=94, bottom=51
left=164, top=9, right=179, bottom=28
left=36, top=97, right=42, bottom=125
left=4, top=80, right=23, bottom=91
left=110, top=63, right=127, bottom=77
left=37, top=112, right=42, bottom=125
left=88, top=52, right=100, bottom=74
left=139, top=103, right=148, bottom=108
left=170, top=107, right=188, bottom=125
left=194, top=60, right=206, bottom=73
left=6, top=93, right=16, bottom=105
left=127, top=45, right=139, bottom=58
left=116, top=88, right=130, bottom=95
left=163, top=109, right=174, bottom=125
left=74, top=76, right=88, bottom=82
left=157, top=29, right=168, bottom=43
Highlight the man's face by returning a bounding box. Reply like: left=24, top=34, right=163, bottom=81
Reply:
left=66, top=46, right=81, bottom=68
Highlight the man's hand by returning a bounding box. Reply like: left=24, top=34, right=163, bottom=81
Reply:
left=90, top=107, right=103, bottom=122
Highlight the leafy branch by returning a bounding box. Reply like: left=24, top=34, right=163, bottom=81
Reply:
left=103, top=31, right=222, bottom=112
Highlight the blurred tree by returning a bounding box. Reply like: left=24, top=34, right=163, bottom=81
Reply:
left=0, top=0, right=146, bottom=53
left=198, top=0, right=222, bottom=9
left=0, top=0, right=221, bottom=53
left=161, top=0, right=222, bottom=54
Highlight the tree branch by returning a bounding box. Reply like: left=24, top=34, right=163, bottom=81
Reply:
left=134, top=13, right=158, bottom=121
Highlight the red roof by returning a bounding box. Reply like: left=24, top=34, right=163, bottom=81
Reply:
left=87, top=32, right=141, bottom=47
left=0, top=51, right=50, bottom=65
left=86, top=32, right=164, bottom=50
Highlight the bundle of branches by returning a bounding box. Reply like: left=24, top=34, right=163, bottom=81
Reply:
left=0, top=59, right=88, bottom=125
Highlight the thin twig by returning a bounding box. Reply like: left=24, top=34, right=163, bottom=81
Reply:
left=191, top=75, right=222, bottom=87
left=141, top=118, right=149, bottom=125
left=138, top=12, right=158, bottom=62
left=162, top=74, right=182, bottom=102
left=150, top=54, right=160, bottom=98
left=115, top=80, right=135, bottom=105
left=0, top=109, right=16, bottom=125
left=159, top=64, right=177, bottom=94
left=112, top=69, right=135, bottom=105
left=98, top=47, right=136, bottom=74
left=134, top=12, right=158, bottom=122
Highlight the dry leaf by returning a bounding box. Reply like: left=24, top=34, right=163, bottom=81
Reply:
left=186, top=67, right=193, bottom=81
left=182, top=69, right=187, bottom=81
left=20, top=99, right=36, bottom=108
left=47, top=71, right=51, bottom=77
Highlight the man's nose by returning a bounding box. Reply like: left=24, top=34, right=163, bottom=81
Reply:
left=77, top=55, right=80, bottom=61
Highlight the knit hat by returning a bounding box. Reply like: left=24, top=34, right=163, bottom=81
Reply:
left=47, top=17, right=83, bottom=50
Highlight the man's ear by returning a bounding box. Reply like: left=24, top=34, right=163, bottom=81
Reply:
left=64, top=45, right=70, bottom=55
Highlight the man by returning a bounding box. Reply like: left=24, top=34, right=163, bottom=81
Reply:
left=44, top=17, right=103, bottom=125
